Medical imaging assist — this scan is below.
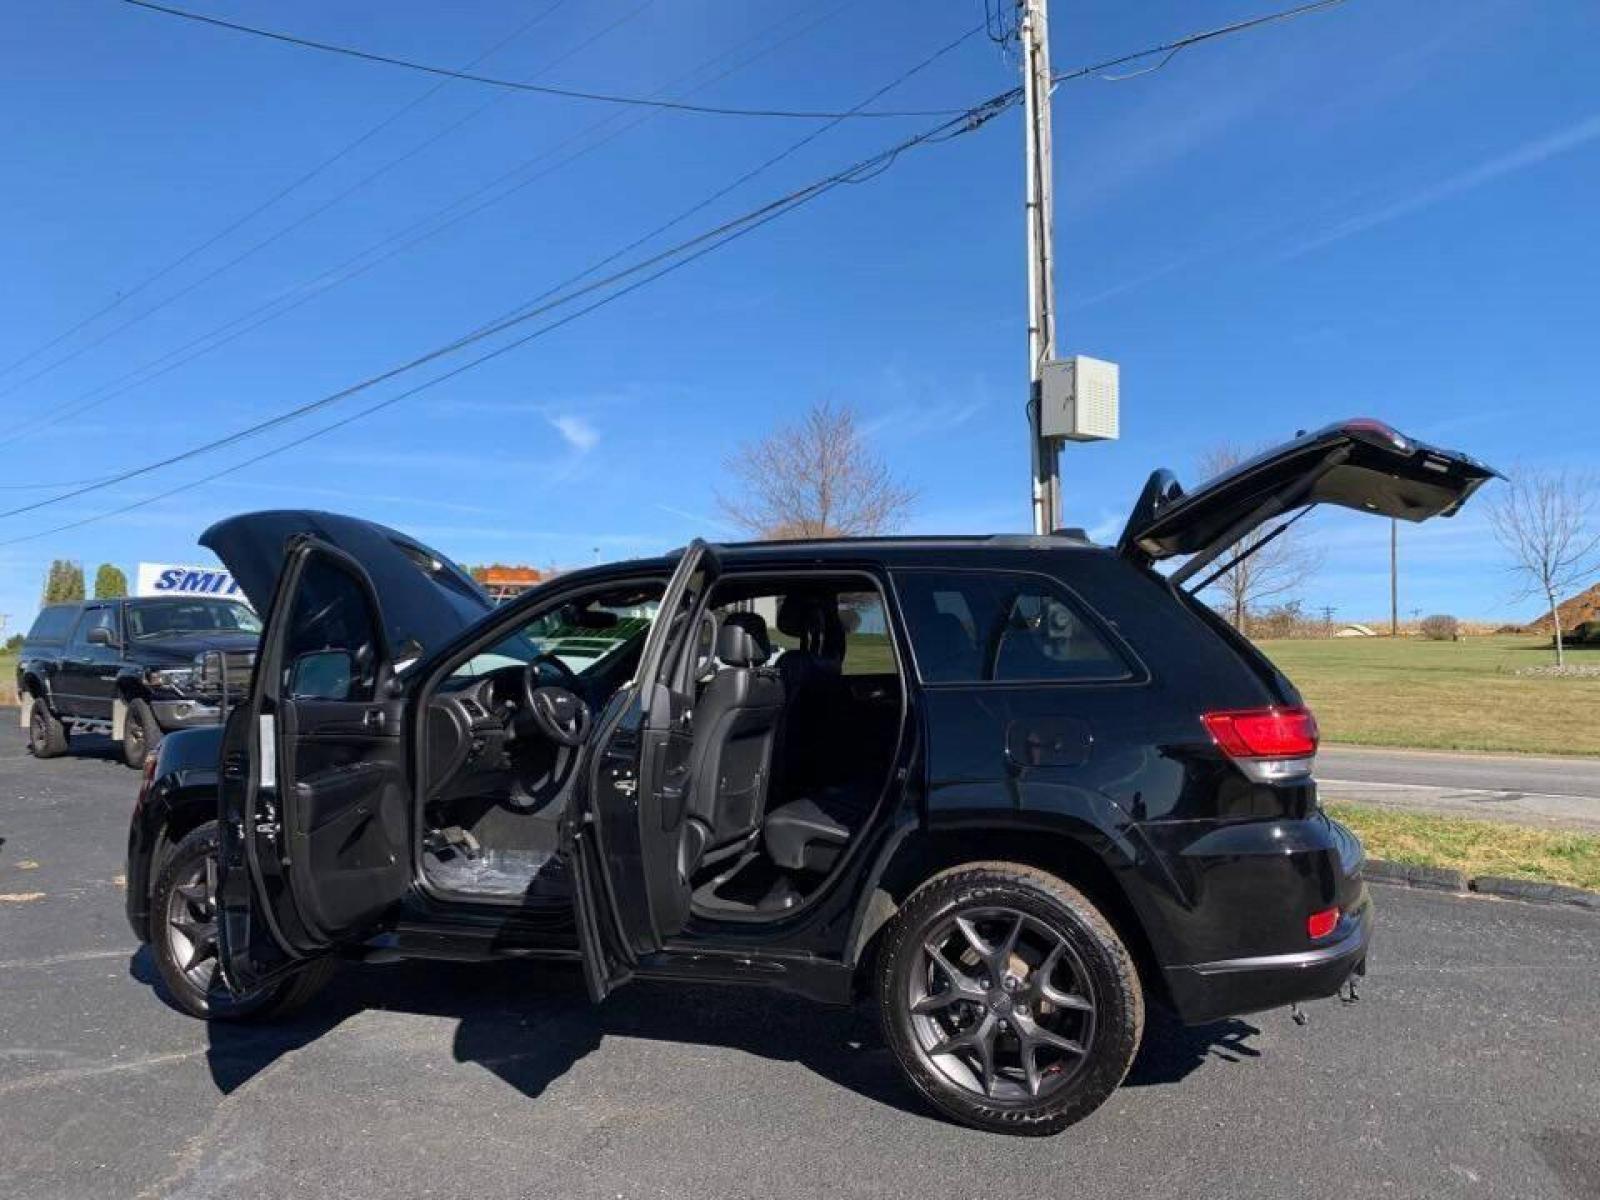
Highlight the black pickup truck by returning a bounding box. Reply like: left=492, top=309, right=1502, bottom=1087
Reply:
left=16, top=595, right=260, bottom=769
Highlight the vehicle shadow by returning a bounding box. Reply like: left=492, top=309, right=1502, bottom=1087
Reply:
left=180, top=956, right=933, bottom=1117
left=1122, top=1007, right=1261, bottom=1087
left=159, top=955, right=1261, bottom=1121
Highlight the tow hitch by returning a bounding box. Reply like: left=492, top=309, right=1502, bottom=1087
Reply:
left=1290, top=958, right=1366, bottom=1026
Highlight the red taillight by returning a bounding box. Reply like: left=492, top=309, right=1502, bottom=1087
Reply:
left=1202, top=706, right=1319, bottom=760
left=1306, top=907, right=1339, bottom=939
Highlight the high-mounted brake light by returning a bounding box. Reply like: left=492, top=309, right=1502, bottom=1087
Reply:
left=1202, top=706, right=1319, bottom=782
left=1306, top=907, right=1339, bottom=940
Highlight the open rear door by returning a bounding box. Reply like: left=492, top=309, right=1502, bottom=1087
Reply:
left=1117, top=418, right=1499, bottom=585
left=215, top=537, right=414, bottom=993
left=563, top=539, right=720, bottom=1000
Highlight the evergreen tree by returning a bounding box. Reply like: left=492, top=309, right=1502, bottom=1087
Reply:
left=41, top=560, right=86, bottom=604
left=93, top=563, right=129, bottom=599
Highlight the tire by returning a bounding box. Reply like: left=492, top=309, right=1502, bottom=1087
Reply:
left=876, top=862, right=1144, bottom=1136
left=150, top=822, right=336, bottom=1021
left=122, top=696, right=162, bottom=770
left=27, top=695, right=69, bottom=759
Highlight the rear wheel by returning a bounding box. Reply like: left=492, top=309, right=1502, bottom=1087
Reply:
left=122, top=697, right=162, bottom=770
left=877, top=862, right=1143, bottom=1136
left=151, top=823, right=335, bottom=1020
left=27, top=696, right=68, bottom=758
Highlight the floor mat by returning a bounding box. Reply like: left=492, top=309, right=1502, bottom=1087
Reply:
left=423, top=848, right=566, bottom=898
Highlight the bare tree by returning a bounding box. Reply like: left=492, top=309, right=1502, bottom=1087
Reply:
left=1196, top=444, right=1323, bottom=632
left=717, top=399, right=916, bottom=539
left=1487, top=468, right=1600, bottom=666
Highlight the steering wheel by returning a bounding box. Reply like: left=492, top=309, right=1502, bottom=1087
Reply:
left=519, top=658, right=591, bottom=747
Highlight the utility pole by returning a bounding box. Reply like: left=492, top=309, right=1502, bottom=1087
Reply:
left=1389, top=518, right=1399, bottom=636
left=1021, top=0, right=1059, bottom=535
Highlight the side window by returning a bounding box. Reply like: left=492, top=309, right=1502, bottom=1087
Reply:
left=707, top=583, right=899, bottom=678
left=837, top=591, right=895, bottom=676
left=70, top=607, right=117, bottom=648
left=894, top=571, right=1128, bottom=684
left=27, top=605, right=78, bottom=643
left=280, top=555, right=380, bottom=702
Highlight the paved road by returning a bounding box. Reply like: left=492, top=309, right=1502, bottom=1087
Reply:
left=3, top=726, right=1599, bottom=1200
left=1319, top=745, right=1600, bottom=830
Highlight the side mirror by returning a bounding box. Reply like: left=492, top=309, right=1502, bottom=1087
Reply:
left=87, top=626, right=114, bottom=646
left=288, top=649, right=353, bottom=701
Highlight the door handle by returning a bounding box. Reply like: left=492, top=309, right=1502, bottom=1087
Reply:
left=362, top=709, right=386, bottom=731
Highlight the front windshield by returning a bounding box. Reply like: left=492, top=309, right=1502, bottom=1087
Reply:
left=128, top=599, right=262, bottom=640
left=451, top=587, right=660, bottom=679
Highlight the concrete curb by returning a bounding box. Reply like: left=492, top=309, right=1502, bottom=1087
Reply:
left=1469, top=875, right=1600, bottom=911
left=1364, top=859, right=1468, bottom=893
left=1367, top=858, right=1600, bottom=910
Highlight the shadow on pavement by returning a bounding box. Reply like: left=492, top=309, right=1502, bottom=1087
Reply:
left=125, top=953, right=1266, bottom=1123
left=1123, top=1008, right=1262, bottom=1087
left=164, top=957, right=933, bottom=1120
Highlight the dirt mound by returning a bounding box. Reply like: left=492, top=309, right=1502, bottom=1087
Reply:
left=1522, top=583, right=1600, bottom=634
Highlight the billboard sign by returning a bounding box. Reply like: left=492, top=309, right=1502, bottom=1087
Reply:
left=136, top=562, right=246, bottom=601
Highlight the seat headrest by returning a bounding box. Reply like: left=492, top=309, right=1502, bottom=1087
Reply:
left=721, top=611, right=772, bottom=658
left=775, top=594, right=817, bottom=638
left=717, top=622, right=769, bottom=667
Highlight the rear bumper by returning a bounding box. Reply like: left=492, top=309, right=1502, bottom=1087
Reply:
left=1164, top=885, right=1371, bottom=1024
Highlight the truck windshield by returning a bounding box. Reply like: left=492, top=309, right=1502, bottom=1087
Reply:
left=127, top=599, right=262, bottom=640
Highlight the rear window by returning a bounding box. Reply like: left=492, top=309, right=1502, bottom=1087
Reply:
left=894, top=570, right=1129, bottom=684
left=27, top=605, right=78, bottom=643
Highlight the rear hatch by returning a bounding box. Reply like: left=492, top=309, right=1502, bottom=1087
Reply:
left=1117, top=418, right=1498, bottom=582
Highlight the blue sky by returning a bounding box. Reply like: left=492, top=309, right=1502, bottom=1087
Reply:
left=2, top=0, right=1597, bottom=633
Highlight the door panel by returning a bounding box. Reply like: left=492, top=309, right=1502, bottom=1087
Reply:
left=564, top=541, right=717, bottom=999
left=217, top=538, right=415, bottom=992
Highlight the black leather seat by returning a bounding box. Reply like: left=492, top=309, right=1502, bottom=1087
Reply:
left=679, top=619, right=783, bottom=878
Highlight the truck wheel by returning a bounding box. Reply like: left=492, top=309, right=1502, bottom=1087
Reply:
left=150, top=822, right=336, bottom=1021
left=876, top=862, right=1144, bottom=1136
left=27, top=696, right=69, bottom=759
left=122, top=697, right=162, bottom=770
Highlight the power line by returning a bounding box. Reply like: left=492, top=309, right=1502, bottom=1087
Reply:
left=0, top=2, right=568, bottom=387
left=0, top=0, right=856, bottom=449
left=0, top=0, right=1345, bottom=462
left=121, top=0, right=969, bottom=121
left=1054, top=0, right=1350, bottom=86
left=0, top=1, right=657, bottom=407
left=0, top=88, right=1020, bottom=535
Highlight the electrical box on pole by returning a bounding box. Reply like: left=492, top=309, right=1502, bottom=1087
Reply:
left=1041, top=355, right=1120, bottom=441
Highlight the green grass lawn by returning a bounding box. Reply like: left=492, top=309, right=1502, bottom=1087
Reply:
left=1329, top=802, right=1600, bottom=891
left=0, top=653, right=15, bottom=706
left=1256, top=636, right=1600, bottom=756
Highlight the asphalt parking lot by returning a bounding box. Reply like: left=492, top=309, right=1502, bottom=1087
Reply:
left=2, top=719, right=1597, bottom=1200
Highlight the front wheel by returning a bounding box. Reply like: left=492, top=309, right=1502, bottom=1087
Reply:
left=122, top=697, right=163, bottom=770
left=876, top=862, right=1144, bottom=1136
left=150, top=823, right=335, bottom=1021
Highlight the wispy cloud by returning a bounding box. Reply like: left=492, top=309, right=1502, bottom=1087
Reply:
left=1281, top=111, right=1600, bottom=260
left=547, top=413, right=600, bottom=454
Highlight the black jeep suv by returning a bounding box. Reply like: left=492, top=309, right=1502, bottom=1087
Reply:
left=18, top=594, right=260, bottom=769
left=123, top=420, right=1494, bottom=1134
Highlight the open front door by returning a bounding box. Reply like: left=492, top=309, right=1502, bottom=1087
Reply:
left=563, top=539, right=720, bottom=1000
left=217, top=537, right=413, bottom=993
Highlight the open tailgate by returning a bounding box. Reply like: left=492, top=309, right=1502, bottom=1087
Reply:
left=1117, top=419, right=1499, bottom=570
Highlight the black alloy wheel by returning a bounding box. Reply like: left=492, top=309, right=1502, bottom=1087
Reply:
left=878, top=863, right=1143, bottom=1136
left=150, top=823, right=335, bottom=1021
